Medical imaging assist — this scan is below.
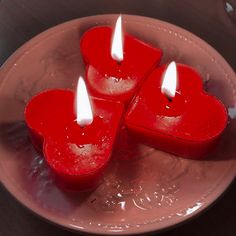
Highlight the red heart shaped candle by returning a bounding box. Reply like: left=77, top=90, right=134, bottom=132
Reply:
left=25, top=86, right=124, bottom=191
left=125, top=63, right=228, bottom=159
left=80, top=16, right=162, bottom=106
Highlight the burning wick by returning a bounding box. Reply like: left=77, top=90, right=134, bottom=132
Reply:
left=76, top=76, right=94, bottom=127
left=161, top=61, right=178, bottom=103
left=111, top=15, right=124, bottom=64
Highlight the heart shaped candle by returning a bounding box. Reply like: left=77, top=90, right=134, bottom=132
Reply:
left=25, top=79, right=124, bottom=191
left=80, top=16, right=163, bottom=106
left=125, top=63, right=228, bottom=159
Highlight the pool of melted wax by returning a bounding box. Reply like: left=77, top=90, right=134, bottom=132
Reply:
left=88, top=67, right=137, bottom=95
left=104, top=76, right=136, bottom=95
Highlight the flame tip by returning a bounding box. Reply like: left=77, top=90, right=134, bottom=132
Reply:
left=111, top=15, right=124, bottom=62
left=76, top=76, right=93, bottom=127
left=161, top=62, right=178, bottom=99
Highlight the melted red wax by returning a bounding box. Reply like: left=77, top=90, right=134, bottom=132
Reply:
left=80, top=26, right=162, bottom=105
left=25, top=89, right=124, bottom=191
left=125, top=64, right=228, bottom=158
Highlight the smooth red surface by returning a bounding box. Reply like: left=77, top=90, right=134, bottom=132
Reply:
left=125, top=64, right=228, bottom=158
left=25, top=89, right=124, bottom=191
left=80, top=26, right=163, bottom=106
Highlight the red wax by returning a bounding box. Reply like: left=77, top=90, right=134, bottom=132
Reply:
left=80, top=26, right=162, bottom=106
left=25, top=90, right=124, bottom=191
left=125, top=64, right=228, bottom=159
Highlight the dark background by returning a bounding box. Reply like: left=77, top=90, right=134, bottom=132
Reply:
left=0, top=0, right=236, bottom=235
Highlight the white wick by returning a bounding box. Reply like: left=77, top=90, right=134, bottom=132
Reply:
left=76, top=76, right=93, bottom=127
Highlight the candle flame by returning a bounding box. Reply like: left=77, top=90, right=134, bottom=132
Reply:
left=161, top=61, right=178, bottom=99
left=111, top=15, right=124, bottom=63
left=76, top=76, right=93, bottom=127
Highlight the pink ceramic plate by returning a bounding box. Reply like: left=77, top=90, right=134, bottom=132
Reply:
left=0, top=15, right=235, bottom=235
